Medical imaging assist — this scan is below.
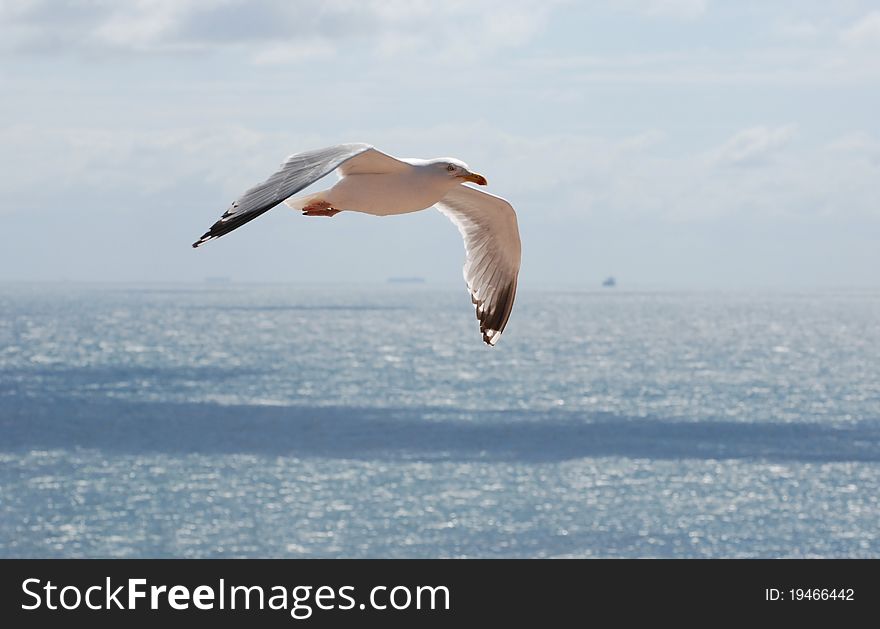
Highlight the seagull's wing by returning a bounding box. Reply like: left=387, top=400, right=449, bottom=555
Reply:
left=336, top=147, right=412, bottom=176
left=436, top=185, right=522, bottom=346
left=192, top=144, right=408, bottom=247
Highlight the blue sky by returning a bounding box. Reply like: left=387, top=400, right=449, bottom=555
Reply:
left=1, top=0, right=878, bottom=287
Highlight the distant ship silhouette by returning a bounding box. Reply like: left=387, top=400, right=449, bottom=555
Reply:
left=602, top=276, right=616, bottom=288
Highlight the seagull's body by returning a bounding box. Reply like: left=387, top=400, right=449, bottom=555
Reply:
left=299, top=169, right=449, bottom=216
left=193, top=143, right=521, bottom=345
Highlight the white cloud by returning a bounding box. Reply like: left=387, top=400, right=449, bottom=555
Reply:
left=5, top=120, right=876, bottom=227
left=710, top=125, right=796, bottom=167
left=523, top=45, right=880, bottom=86
left=635, top=0, right=707, bottom=19
left=777, top=19, right=819, bottom=41
left=251, top=39, right=335, bottom=65
left=0, top=123, right=286, bottom=210
left=827, top=131, right=880, bottom=164
left=0, top=0, right=564, bottom=60
left=842, top=11, right=880, bottom=47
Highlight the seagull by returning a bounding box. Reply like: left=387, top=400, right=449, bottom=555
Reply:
left=192, top=143, right=521, bottom=346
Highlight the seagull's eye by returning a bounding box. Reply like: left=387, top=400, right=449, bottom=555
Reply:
left=446, top=164, right=456, bottom=172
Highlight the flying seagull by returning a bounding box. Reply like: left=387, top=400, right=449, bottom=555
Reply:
left=192, top=143, right=521, bottom=346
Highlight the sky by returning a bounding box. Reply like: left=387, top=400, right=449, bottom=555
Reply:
left=1, top=0, right=878, bottom=288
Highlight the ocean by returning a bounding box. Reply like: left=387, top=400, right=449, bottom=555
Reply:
left=1, top=283, right=878, bottom=557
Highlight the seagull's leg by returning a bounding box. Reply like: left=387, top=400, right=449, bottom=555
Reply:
left=302, top=199, right=340, bottom=217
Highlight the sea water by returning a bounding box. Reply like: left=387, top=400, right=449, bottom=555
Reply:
left=1, top=284, right=878, bottom=557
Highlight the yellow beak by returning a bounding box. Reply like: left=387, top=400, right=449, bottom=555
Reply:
left=462, top=172, right=488, bottom=186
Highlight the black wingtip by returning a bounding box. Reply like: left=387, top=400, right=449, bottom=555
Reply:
left=191, top=233, right=211, bottom=248
left=191, top=201, right=277, bottom=250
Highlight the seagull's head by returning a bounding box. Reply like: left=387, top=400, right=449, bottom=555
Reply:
left=436, top=158, right=488, bottom=186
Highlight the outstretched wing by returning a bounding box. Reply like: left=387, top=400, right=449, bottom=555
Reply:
left=436, top=185, right=522, bottom=346
left=336, top=148, right=412, bottom=176
left=192, top=143, right=408, bottom=247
